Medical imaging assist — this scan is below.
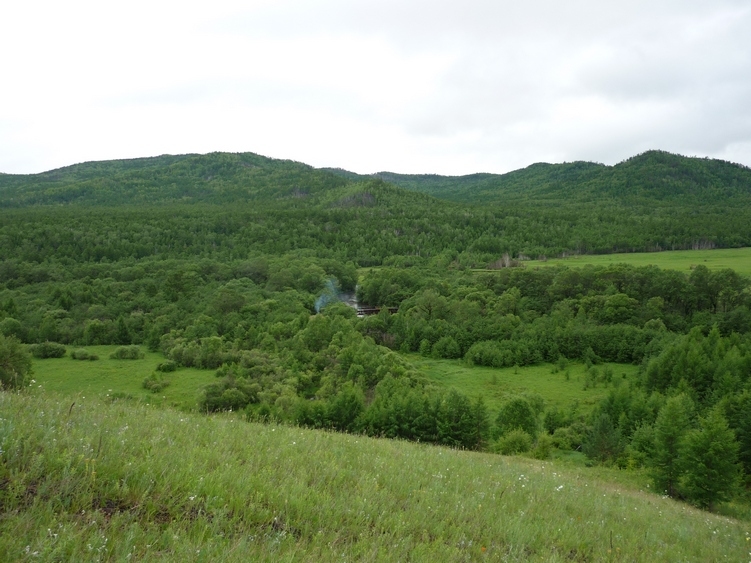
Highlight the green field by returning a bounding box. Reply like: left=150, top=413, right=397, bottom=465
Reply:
left=409, top=355, right=639, bottom=416
left=525, top=247, right=751, bottom=276
left=32, top=348, right=636, bottom=419
left=2, top=391, right=749, bottom=562
left=30, top=346, right=216, bottom=411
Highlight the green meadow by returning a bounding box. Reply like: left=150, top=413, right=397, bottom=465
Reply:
left=29, top=346, right=216, bottom=411
left=408, top=355, right=639, bottom=417
left=31, top=348, right=640, bottom=420
left=2, top=391, right=749, bottom=562
left=526, top=247, right=751, bottom=276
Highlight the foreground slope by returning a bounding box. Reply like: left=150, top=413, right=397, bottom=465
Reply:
left=1, top=392, right=747, bottom=562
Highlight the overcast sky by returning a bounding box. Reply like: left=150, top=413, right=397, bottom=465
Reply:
left=1, top=0, right=750, bottom=175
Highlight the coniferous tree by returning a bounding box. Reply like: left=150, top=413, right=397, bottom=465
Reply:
left=680, top=409, right=741, bottom=511
left=651, top=394, right=694, bottom=497
left=583, top=413, right=622, bottom=463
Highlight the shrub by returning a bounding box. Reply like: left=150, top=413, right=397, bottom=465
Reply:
left=493, top=429, right=533, bottom=455
left=110, top=345, right=145, bottom=360
left=156, top=359, right=178, bottom=372
left=220, top=388, right=251, bottom=411
left=164, top=336, right=229, bottom=369
left=464, top=340, right=515, bottom=368
left=543, top=407, right=567, bottom=434
left=432, top=336, right=461, bottom=359
left=326, top=383, right=365, bottom=432
left=294, top=399, right=329, bottom=429
left=106, top=391, right=134, bottom=402
left=551, top=427, right=574, bottom=450
left=0, top=317, right=23, bottom=339
left=28, top=341, right=67, bottom=359
left=532, top=433, right=554, bottom=459
left=495, top=396, right=539, bottom=439
left=71, top=348, right=99, bottom=361
left=0, top=335, right=33, bottom=389
left=200, top=377, right=260, bottom=413
left=142, top=372, right=170, bottom=393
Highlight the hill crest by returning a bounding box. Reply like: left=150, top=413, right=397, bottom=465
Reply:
left=2, top=149, right=750, bottom=209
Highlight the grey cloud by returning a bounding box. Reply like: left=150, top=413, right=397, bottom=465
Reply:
left=4, top=0, right=751, bottom=174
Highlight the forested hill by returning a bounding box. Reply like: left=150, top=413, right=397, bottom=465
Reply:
left=4, top=149, right=750, bottom=210
left=4, top=149, right=751, bottom=256
left=332, top=151, right=751, bottom=207
left=0, top=152, right=355, bottom=207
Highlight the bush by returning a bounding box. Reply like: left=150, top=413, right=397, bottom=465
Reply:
left=217, top=388, right=249, bottom=411
left=432, top=336, right=461, bottom=359
left=464, top=340, right=515, bottom=368
left=71, top=348, right=99, bottom=361
left=495, top=396, right=539, bottom=439
left=110, top=345, right=145, bottom=360
left=142, top=372, right=170, bottom=393
left=106, top=391, right=134, bottom=402
left=532, top=433, right=554, bottom=459
left=551, top=427, right=574, bottom=450
left=156, top=359, right=178, bottom=372
left=0, top=335, right=33, bottom=389
left=28, top=341, right=67, bottom=359
left=200, top=377, right=260, bottom=413
left=0, top=317, right=23, bottom=339
left=493, top=429, right=533, bottom=455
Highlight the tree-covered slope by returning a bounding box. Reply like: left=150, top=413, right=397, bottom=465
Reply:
left=0, top=152, right=352, bottom=207
left=4, top=150, right=751, bottom=257
left=339, top=151, right=751, bottom=207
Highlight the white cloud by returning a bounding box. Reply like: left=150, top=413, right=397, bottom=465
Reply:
left=1, top=0, right=750, bottom=174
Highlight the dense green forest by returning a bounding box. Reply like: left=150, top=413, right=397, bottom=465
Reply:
left=2, top=150, right=751, bottom=512
left=351, top=150, right=751, bottom=207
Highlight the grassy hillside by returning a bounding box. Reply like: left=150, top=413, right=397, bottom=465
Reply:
left=1, top=391, right=748, bottom=562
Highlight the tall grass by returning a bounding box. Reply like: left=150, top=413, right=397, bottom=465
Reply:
left=1, top=391, right=748, bottom=561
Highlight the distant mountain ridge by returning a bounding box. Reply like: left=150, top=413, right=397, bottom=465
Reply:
left=3, top=149, right=751, bottom=260
left=0, top=152, right=351, bottom=207
left=2, top=149, right=750, bottom=209
left=327, top=150, right=751, bottom=206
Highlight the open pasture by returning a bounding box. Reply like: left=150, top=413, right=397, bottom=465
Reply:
left=526, top=247, right=751, bottom=276
left=409, top=355, right=639, bottom=416
left=29, top=345, right=215, bottom=410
